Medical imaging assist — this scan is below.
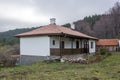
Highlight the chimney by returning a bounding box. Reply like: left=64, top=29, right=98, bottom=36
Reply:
left=71, top=23, right=75, bottom=29
left=50, top=18, right=56, bottom=25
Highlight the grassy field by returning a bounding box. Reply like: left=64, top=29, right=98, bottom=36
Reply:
left=0, top=52, right=120, bottom=80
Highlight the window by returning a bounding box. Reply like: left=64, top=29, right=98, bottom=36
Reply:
left=53, top=40, right=55, bottom=45
left=61, top=41, right=64, bottom=49
left=91, top=42, right=93, bottom=49
left=76, top=41, right=79, bottom=48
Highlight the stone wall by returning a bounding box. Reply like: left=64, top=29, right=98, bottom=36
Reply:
left=20, top=55, right=60, bottom=65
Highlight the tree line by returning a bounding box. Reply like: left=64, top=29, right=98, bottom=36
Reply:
left=74, top=2, right=120, bottom=39
left=0, top=27, right=39, bottom=46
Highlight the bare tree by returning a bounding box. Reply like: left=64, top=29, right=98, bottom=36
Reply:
left=74, top=20, right=95, bottom=36
left=110, top=2, right=120, bottom=36
left=93, top=14, right=114, bottom=38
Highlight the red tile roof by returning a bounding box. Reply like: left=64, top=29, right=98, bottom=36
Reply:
left=15, top=24, right=98, bottom=40
left=97, top=39, right=119, bottom=46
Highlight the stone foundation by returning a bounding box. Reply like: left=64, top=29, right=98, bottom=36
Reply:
left=19, top=54, right=89, bottom=65
left=20, top=55, right=60, bottom=65
left=62, top=54, right=86, bottom=60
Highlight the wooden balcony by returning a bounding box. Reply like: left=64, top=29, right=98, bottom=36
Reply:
left=50, top=48, right=89, bottom=56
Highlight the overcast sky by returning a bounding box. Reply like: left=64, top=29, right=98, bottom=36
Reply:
left=0, top=0, right=118, bottom=32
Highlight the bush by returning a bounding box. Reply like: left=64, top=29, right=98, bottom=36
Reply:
left=100, top=48, right=106, bottom=55
left=0, top=54, right=17, bottom=67
left=106, top=52, right=112, bottom=56
left=118, top=48, right=120, bottom=51
left=0, top=45, right=19, bottom=67
left=86, top=55, right=103, bottom=63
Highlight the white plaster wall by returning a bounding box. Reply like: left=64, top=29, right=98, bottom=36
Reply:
left=50, top=36, right=85, bottom=49
left=80, top=40, right=86, bottom=48
left=50, top=36, right=59, bottom=48
left=108, top=46, right=113, bottom=51
left=50, top=37, right=71, bottom=48
left=20, top=36, right=50, bottom=56
left=89, top=40, right=96, bottom=53
left=72, top=41, right=76, bottom=48
left=64, top=37, right=72, bottom=48
left=50, top=36, right=96, bottom=53
left=119, top=40, right=120, bottom=47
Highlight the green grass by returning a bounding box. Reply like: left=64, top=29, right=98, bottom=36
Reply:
left=0, top=52, right=120, bottom=80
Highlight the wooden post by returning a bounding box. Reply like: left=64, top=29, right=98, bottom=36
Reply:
left=86, top=39, right=89, bottom=54
left=83, top=40, right=85, bottom=53
left=71, top=38, right=73, bottom=54
left=80, top=39, right=82, bottom=54
left=59, top=36, right=62, bottom=59
left=85, top=40, right=86, bottom=54
left=84, top=39, right=87, bottom=54
left=81, top=39, right=83, bottom=53
left=87, top=39, right=89, bottom=54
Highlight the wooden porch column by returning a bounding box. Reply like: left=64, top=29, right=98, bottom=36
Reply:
left=83, top=39, right=85, bottom=53
left=81, top=40, right=83, bottom=53
left=87, top=39, right=89, bottom=54
left=84, top=40, right=87, bottom=54
left=71, top=38, right=73, bottom=54
left=80, top=39, right=82, bottom=53
left=84, top=39, right=88, bottom=54
left=59, top=36, right=62, bottom=58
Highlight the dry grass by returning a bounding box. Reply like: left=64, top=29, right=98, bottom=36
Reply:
left=0, top=52, right=120, bottom=80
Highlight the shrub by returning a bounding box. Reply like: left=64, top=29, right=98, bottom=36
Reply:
left=106, top=52, right=112, bottom=56
left=100, top=48, right=106, bottom=55
left=0, top=54, right=17, bottom=67
left=86, top=55, right=103, bottom=63
left=118, top=48, right=120, bottom=51
left=0, top=45, right=19, bottom=67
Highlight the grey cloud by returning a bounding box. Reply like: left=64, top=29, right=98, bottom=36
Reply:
left=0, top=18, right=42, bottom=32
left=0, top=0, right=34, bottom=6
left=0, top=0, right=117, bottom=32
left=34, top=0, right=116, bottom=23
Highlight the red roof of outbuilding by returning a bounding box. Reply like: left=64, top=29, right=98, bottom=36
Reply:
left=15, top=24, right=98, bottom=40
left=97, top=39, right=119, bottom=46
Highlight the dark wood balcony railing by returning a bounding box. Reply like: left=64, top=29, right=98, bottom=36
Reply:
left=50, top=48, right=89, bottom=56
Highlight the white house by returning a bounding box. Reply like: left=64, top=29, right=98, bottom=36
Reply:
left=16, top=18, right=98, bottom=64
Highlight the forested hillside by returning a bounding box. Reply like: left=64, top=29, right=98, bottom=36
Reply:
left=0, top=27, right=39, bottom=46
left=74, top=2, right=120, bottom=39
left=0, top=24, right=71, bottom=46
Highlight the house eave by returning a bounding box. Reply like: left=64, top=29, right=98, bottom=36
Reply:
left=15, top=33, right=98, bottom=40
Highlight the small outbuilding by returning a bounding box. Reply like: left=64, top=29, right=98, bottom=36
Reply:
left=16, top=18, right=98, bottom=64
left=97, top=39, right=120, bottom=52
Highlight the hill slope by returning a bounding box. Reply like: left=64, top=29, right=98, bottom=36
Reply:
left=0, top=27, right=39, bottom=39
left=0, top=27, right=39, bottom=46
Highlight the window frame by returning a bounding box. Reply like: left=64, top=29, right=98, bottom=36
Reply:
left=91, top=42, right=94, bottom=49
left=52, top=40, right=55, bottom=45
